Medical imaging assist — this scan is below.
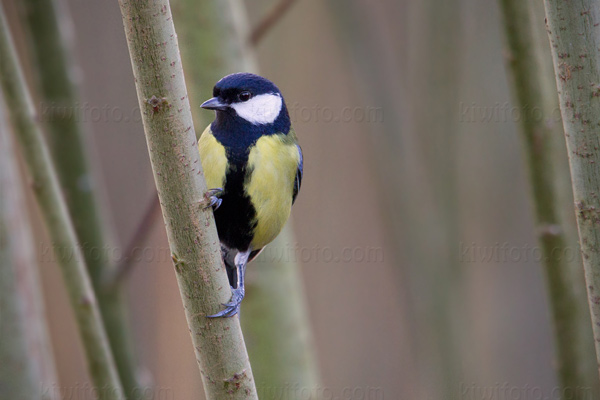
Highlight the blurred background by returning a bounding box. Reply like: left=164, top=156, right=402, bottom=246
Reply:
left=1, top=0, right=593, bottom=399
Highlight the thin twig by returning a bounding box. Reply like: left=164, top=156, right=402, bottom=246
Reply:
left=248, top=0, right=298, bottom=46
left=0, top=5, right=124, bottom=398
left=106, top=195, right=161, bottom=288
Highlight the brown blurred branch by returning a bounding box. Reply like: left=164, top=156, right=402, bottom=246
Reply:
left=0, top=87, right=59, bottom=400
left=106, top=195, right=161, bottom=288
left=248, top=0, right=298, bottom=46
left=0, top=5, right=124, bottom=398
left=17, top=0, right=142, bottom=396
left=326, top=0, right=462, bottom=396
left=117, top=0, right=258, bottom=398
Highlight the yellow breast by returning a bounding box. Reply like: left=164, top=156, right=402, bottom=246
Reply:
left=246, top=134, right=300, bottom=249
left=198, top=125, right=228, bottom=190
left=198, top=125, right=299, bottom=250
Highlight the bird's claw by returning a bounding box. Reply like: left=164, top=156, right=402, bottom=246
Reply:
left=207, top=287, right=245, bottom=318
left=203, top=188, right=223, bottom=210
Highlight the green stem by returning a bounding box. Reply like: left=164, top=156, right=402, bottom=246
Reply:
left=0, top=90, right=60, bottom=400
left=499, top=0, right=599, bottom=395
left=19, top=0, right=105, bottom=285
left=532, top=0, right=599, bottom=389
left=543, top=0, right=600, bottom=382
left=170, top=0, right=256, bottom=139
left=408, top=1, right=464, bottom=395
left=117, top=1, right=257, bottom=398
left=0, top=5, right=124, bottom=399
left=243, top=230, right=320, bottom=396
left=16, top=0, right=141, bottom=396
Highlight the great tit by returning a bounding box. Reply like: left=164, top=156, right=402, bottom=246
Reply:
left=199, top=73, right=303, bottom=318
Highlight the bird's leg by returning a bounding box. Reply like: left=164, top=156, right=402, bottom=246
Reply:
left=207, top=250, right=250, bottom=318
left=203, top=188, right=223, bottom=210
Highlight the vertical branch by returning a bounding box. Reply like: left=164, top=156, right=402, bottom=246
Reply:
left=532, top=0, right=599, bottom=387
left=169, top=0, right=241, bottom=138
left=543, top=0, right=600, bottom=381
left=498, top=0, right=600, bottom=395
left=0, top=90, right=59, bottom=400
left=19, top=0, right=105, bottom=285
left=117, top=1, right=258, bottom=398
left=16, top=0, right=141, bottom=395
left=327, top=0, right=462, bottom=396
left=241, top=239, right=320, bottom=393
left=0, top=185, right=40, bottom=399
left=407, top=0, right=464, bottom=395
left=0, top=5, right=124, bottom=399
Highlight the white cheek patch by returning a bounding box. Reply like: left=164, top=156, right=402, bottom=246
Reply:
left=230, top=93, right=282, bottom=125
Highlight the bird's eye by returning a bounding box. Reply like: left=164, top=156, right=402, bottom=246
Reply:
left=238, top=91, right=252, bottom=102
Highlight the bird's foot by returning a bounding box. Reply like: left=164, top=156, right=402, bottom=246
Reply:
left=207, top=287, right=245, bottom=318
left=203, top=188, right=223, bottom=210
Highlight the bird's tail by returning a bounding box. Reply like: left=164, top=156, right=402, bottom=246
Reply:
left=221, top=245, right=238, bottom=288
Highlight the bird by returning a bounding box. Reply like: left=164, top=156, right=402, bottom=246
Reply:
left=198, top=72, right=303, bottom=318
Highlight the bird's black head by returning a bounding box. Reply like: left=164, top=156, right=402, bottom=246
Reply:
left=211, top=73, right=281, bottom=105
left=201, top=73, right=290, bottom=133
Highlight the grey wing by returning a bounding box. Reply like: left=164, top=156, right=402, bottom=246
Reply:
left=292, top=144, right=303, bottom=204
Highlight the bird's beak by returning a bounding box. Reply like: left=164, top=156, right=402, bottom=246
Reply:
left=201, top=97, right=228, bottom=111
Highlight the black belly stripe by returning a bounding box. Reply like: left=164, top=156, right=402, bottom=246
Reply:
left=213, top=152, right=256, bottom=251
left=209, top=111, right=291, bottom=252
